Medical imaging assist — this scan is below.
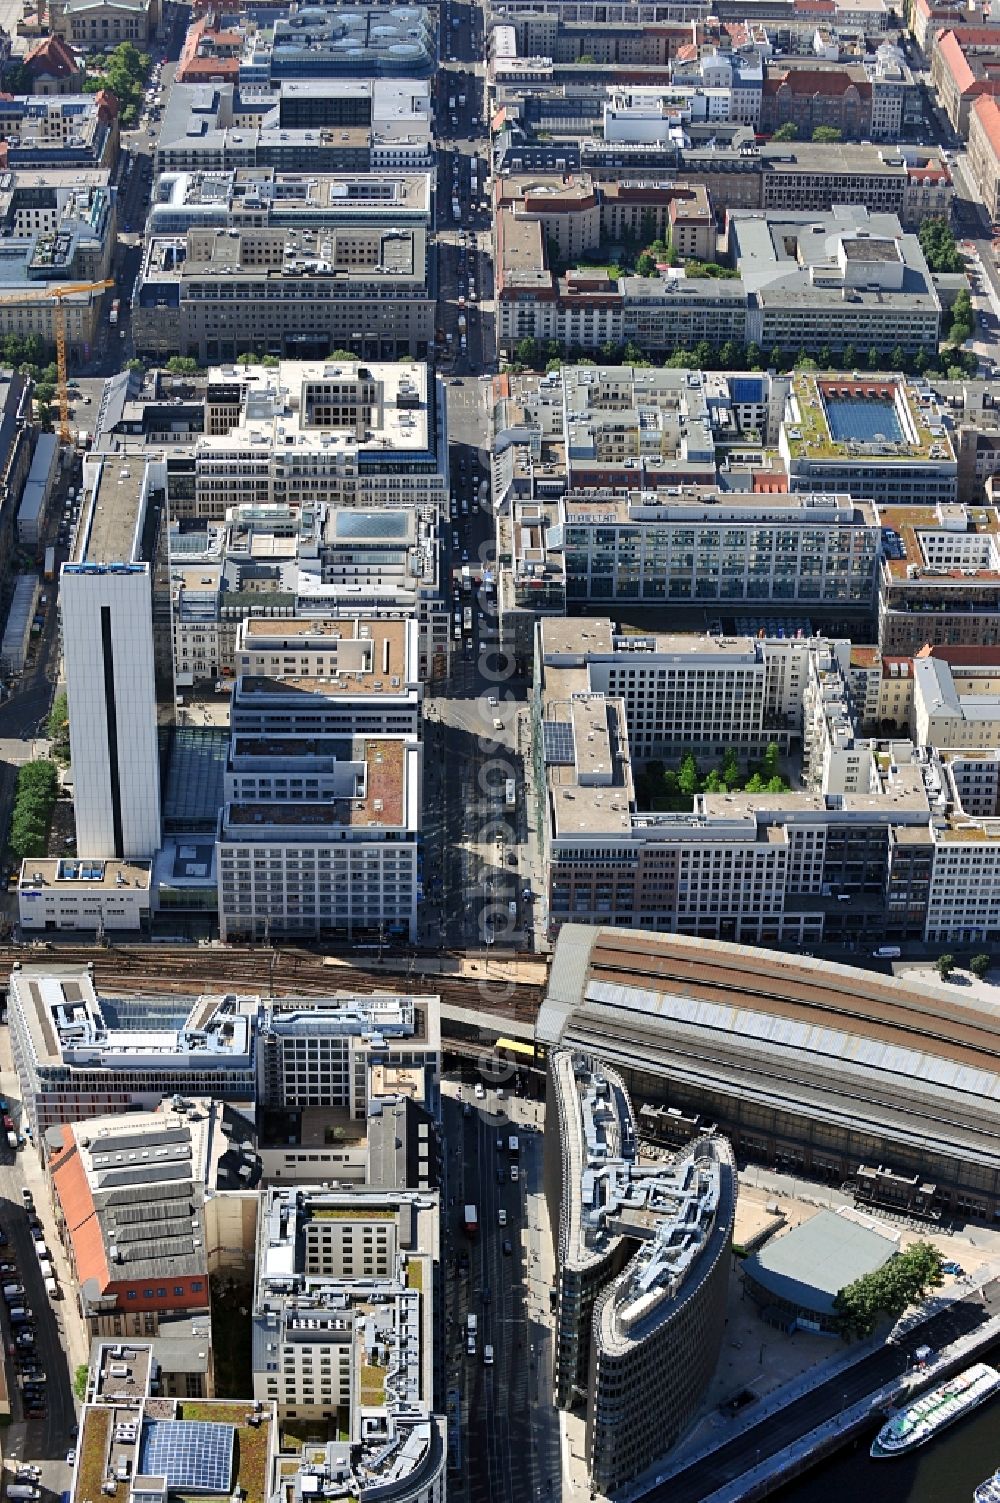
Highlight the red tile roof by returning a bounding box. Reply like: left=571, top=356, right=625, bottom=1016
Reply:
left=937, top=29, right=978, bottom=94
left=764, top=66, right=871, bottom=97
left=50, top=1126, right=110, bottom=1295
left=973, top=92, right=1000, bottom=159
left=24, top=35, right=79, bottom=80
left=917, top=642, right=1000, bottom=665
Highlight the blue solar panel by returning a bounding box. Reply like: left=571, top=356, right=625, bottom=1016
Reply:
left=543, top=721, right=575, bottom=766
left=139, top=1422, right=235, bottom=1494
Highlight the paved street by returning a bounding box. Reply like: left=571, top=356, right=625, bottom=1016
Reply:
left=442, top=1081, right=560, bottom=1503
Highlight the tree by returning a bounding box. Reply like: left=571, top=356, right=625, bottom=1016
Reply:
left=665, top=348, right=694, bottom=368
left=817, top=345, right=833, bottom=369
left=637, top=251, right=657, bottom=277
left=843, top=343, right=858, bottom=371
left=768, top=347, right=785, bottom=371
left=744, top=771, right=767, bottom=793
left=722, top=748, right=741, bottom=788
left=46, top=691, right=69, bottom=761
left=692, top=339, right=714, bottom=369
left=867, top=346, right=882, bottom=371
left=677, top=752, right=700, bottom=799
left=745, top=341, right=763, bottom=370
left=545, top=358, right=562, bottom=374
left=9, top=759, right=57, bottom=861
left=833, top=1242, right=943, bottom=1340
left=763, top=741, right=780, bottom=775
left=970, top=952, right=992, bottom=980
left=812, top=125, right=842, bottom=142
left=772, top=122, right=799, bottom=141
left=889, top=345, right=908, bottom=372
left=165, top=356, right=200, bottom=375
left=794, top=353, right=819, bottom=371
left=703, top=768, right=726, bottom=793
left=329, top=349, right=357, bottom=362
left=718, top=340, right=743, bottom=370
left=73, top=1364, right=89, bottom=1401
left=936, top=953, right=956, bottom=982
left=919, top=218, right=963, bottom=273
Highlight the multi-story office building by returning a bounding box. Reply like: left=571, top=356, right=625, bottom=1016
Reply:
left=17, top=857, right=153, bottom=934
left=257, top=992, right=440, bottom=1116
left=759, top=142, right=953, bottom=228
left=875, top=502, right=1000, bottom=651
left=912, top=651, right=1000, bottom=749
left=731, top=206, right=940, bottom=358
left=0, top=170, right=116, bottom=353
left=170, top=501, right=450, bottom=685
left=238, top=7, right=436, bottom=85
left=231, top=618, right=422, bottom=736
left=61, top=457, right=164, bottom=859
left=217, top=732, right=421, bottom=943
left=969, top=94, right=1000, bottom=220
left=497, top=490, right=878, bottom=652
left=146, top=168, right=433, bottom=238
left=0, top=94, right=119, bottom=171
left=8, top=966, right=259, bottom=1134
left=155, top=81, right=433, bottom=176
left=544, top=1049, right=734, bottom=1493
left=218, top=618, right=422, bottom=942
left=98, top=362, right=449, bottom=523
left=759, top=60, right=876, bottom=139
left=495, top=173, right=716, bottom=264
left=181, top=362, right=448, bottom=520
left=618, top=274, right=749, bottom=357
left=73, top=1362, right=278, bottom=1503
left=49, top=1108, right=211, bottom=1331
left=781, top=372, right=958, bottom=505
left=539, top=926, right=1000, bottom=1221
left=133, top=223, right=433, bottom=363
left=931, top=27, right=1000, bottom=136
left=532, top=618, right=937, bottom=947
left=252, top=1186, right=444, bottom=1503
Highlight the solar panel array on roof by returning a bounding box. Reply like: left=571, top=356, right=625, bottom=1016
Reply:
left=139, top=1421, right=235, bottom=1493
left=543, top=721, right=575, bottom=766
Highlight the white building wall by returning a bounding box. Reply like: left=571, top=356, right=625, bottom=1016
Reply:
left=60, top=564, right=162, bottom=858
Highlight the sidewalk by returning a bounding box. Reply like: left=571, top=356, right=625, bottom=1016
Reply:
left=0, top=1026, right=91, bottom=1384
left=516, top=1098, right=564, bottom=1498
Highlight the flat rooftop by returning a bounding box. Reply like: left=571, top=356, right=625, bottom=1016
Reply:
left=78, top=459, right=148, bottom=567
left=19, top=858, right=151, bottom=893
left=744, top=1209, right=897, bottom=1317
left=227, top=736, right=407, bottom=830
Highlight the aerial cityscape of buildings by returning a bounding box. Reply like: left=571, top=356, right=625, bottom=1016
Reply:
left=2, top=0, right=1000, bottom=1500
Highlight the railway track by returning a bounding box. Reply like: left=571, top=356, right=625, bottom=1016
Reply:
left=0, top=943, right=544, bottom=1024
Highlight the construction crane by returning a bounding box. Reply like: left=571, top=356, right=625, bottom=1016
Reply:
left=0, top=279, right=115, bottom=444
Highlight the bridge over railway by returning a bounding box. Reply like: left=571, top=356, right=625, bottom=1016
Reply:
left=0, top=942, right=545, bottom=1042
